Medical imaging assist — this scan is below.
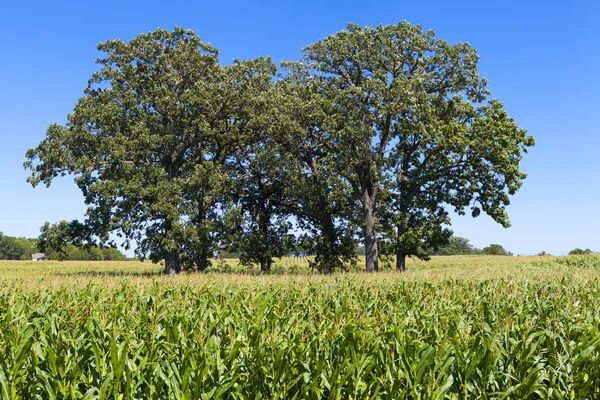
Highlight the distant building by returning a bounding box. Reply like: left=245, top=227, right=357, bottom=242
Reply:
left=31, top=253, right=47, bottom=261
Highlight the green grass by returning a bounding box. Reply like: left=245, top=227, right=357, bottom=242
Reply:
left=1, top=255, right=600, bottom=398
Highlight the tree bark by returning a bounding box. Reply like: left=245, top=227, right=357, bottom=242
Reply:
left=396, top=250, right=406, bottom=272
left=363, top=199, right=379, bottom=272
left=163, top=217, right=182, bottom=274
left=197, top=250, right=209, bottom=272
left=258, top=212, right=272, bottom=273
left=260, top=259, right=271, bottom=273
left=196, top=195, right=211, bottom=272
left=318, top=188, right=338, bottom=268
left=396, top=224, right=406, bottom=272
left=164, top=250, right=182, bottom=274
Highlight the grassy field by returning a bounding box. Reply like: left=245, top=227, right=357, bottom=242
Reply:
left=1, top=255, right=600, bottom=398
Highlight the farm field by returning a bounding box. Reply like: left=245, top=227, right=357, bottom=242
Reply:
left=2, top=256, right=600, bottom=398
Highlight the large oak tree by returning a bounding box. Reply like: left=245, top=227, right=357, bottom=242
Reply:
left=25, top=28, right=274, bottom=274
left=284, top=22, right=533, bottom=272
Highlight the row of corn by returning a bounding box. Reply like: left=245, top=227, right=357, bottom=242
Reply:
left=0, top=275, right=599, bottom=398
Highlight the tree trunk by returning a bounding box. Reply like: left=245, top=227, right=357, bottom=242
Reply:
left=319, top=189, right=339, bottom=269
left=197, top=251, right=209, bottom=272
left=258, top=212, right=271, bottom=273
left=363, top=199, right=379, bottom=272
left=396, top=250, right=406, bottom=272
left=260, top=259, right=271, bottom=273
left=164, top=250, right=182, bottom=274
left=396, top=224, right=406, bottom=272
left=163, top=217, right=182, bottom=274
left=196, top=196, right=210, bottom=272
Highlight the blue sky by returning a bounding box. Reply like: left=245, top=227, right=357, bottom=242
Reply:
left=1, top=0, right=598, bottom=256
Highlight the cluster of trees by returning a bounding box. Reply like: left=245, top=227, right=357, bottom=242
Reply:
left=569, top=248, right=594, bottom=255
left=0, top=233, right=37, bottom=260
left=25, top=23, right=533, bottom=274
left=428, top=237, right=512, bottom=256
left=479, top=244, right=513, bottom=256
left=45, top=244, right=127, bottom=261
left=0, top=231, right=126, bottom=261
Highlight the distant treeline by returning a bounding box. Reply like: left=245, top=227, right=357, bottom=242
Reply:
left=0, top=232, right=127, bottom=261
left=569, top=248, right=593, bottom=255
left=427, top=237, right=512, bottom=256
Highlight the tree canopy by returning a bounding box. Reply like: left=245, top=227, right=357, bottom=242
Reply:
left=569, top=248, right=593, bottom=255
left=427, top=236, right=476, bottom=256
left=25, top=28, right=275, bottom=274
left=481, top=244, right=512, bottom=256
left=282, top=22, right=533, bottom=271
left=0, top=233, right=37, bottom=260
left=25, top=23, right=533, bottom=273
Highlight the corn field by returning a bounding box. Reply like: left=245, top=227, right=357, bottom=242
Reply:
left=1, top=256, right=600, bottom=398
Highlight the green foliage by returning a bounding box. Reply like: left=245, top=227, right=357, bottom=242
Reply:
left=428, top=236, right=476, bottom=256
left=282, top=22, right=533, bottom=272
left=481, top=244, right=512, bottom=256
left=275, top=72, right=359, bottom=273
left=26, top=28, right=221, bottom=272
left=0, top=229, right=127, bottom=261
left=26, top=23, right=533, bottom=274
left=38, top=220, right=79, bottom=260
left=37, top=221, right=127, bottom=261
left=2, top=259, right=600, bottom=397
left=569, top=248, right=593, bottom=255
left=0, top=233, right=37, bottom=260
left=224, top=102, right=298, bottom=272
left=25, top=28, right=276, bottom=274
left=45, top=244, right=127, bottom=261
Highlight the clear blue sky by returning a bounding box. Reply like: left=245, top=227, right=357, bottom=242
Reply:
left=1, top=0, right=598, bottom=256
